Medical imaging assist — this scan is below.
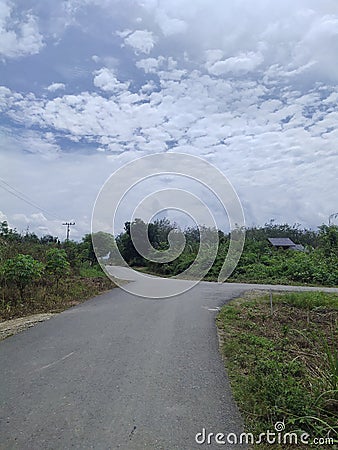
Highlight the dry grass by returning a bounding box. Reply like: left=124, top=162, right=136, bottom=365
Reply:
left=0, top=276, right=115, bottom=321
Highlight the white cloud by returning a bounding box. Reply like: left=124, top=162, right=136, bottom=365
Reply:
left=11, top=212, right=73, bottom=238
left=46, top=82, right=65, bottom=92
left=0, top=210, right=7, bottom=222
left=207, top=51, right=264, bottom=75
left=128, top=0, right=338, bottom=84
left=205, top=49, right=224, bottom=65
left=155, top=9, right=188, bottom=36
left=0, top=0, right=44, bottom=59
left=116, top=29, right=133, bottom=38
left=0, top=126, right=60, bottom=160
left=292, top=15, right=338, bottom=81
left=124, top=29, right=156, bottom=54
left=136, top=57, right=165, bottom=73
left=0, top=143, right=122, bottom=238
left=13, top=212, right=48, bottom=225
left=93, top=67, right=130, bottom=92
left=0, top=0, right=338, bottom=233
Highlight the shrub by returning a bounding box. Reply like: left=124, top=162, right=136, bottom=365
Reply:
left=45, top=248, right=70, bottom=287
left=2, top=254, right=44, bottom=302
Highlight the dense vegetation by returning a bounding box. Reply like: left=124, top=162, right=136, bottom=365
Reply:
left=217, top=291, right=338, bottom=449
left=1, top=217, right=337, bottom=321
left=0, top=221, right=114, bottom=321
left=115, top=218, right=338, bottom=286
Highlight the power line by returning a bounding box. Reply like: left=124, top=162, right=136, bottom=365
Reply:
left=0, top=177, right=39, bottom=203
left=0, top=177, right=61, bottom=221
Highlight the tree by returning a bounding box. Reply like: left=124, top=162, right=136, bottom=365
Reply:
left=45, top=248, right=70, bottom=288
left=62, top=240, right=82, bottom=271
left=40, top=234, right=59, bottom=244
left=0, top=221, right=9, bottom=236
left=0, top=221, right=21, bottom=243
left=91, top=232, right=115, bottom=261
left=2, top=254, right=44, bottom=302
left=80, top=234, right=98, bottom=266
left=148, top=218, right=176, bottom=249
left=115, top=221, right=145, bottom=265
left=318, top=225, right=338, bottom=257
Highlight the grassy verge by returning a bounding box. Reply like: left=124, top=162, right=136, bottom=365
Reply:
left=79, top=265, right=109, bottom=278
left=216, top=291, right=338, bottom=449
left=0, top=275, right=115, bottom=321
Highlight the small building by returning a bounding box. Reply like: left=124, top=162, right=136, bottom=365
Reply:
left=268, top=237, right=304, bottom=251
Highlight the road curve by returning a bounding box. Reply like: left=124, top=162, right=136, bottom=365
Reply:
left=1, top=275, right=337, bottom=450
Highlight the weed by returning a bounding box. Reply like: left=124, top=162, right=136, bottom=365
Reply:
left=217, top=291, right=338, bottom=449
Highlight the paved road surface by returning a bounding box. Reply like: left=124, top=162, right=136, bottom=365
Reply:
left=1, top=274, right=337, bottom=450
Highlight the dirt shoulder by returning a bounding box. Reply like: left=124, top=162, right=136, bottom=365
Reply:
left=0, top=313, right=55, bottom=341
left=0, top=276, right=118, bottom=340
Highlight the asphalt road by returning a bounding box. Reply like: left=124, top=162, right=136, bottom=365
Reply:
left=1, top=275, right=337, bottom=450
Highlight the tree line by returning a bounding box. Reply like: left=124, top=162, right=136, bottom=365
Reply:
left=1, top=217, right=337, bottom=320
left=0, top=221, right=111, bottom=320
left=114, top=218, right=338, bottom=286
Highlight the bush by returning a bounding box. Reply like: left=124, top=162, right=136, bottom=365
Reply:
left=2, top=254, right=44, bottom=302
left=45, top=248, right=70, bottom=287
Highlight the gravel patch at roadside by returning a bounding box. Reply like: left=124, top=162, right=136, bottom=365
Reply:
left=0, top=313, right=55, bottom=341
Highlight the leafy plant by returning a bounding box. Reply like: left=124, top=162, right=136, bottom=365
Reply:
left=2, top=254, right=44, bottom=302
left=45, top=248, right=70, bottom=288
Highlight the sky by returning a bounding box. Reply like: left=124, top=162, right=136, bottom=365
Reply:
left=0, top=0, right=337, bottom=240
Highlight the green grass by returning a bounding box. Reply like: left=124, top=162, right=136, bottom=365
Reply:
left=79, top=265, right=107, bottom=278
left=271, top=291, right=338, bottom=310
left=216, top=291, right=338, bottom=449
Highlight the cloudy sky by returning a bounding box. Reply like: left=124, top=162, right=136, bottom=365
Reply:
left=0, top=0, right=337, bottom=239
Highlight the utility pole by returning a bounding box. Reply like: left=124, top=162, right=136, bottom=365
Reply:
left=62, top=222, right=75, bottom=241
